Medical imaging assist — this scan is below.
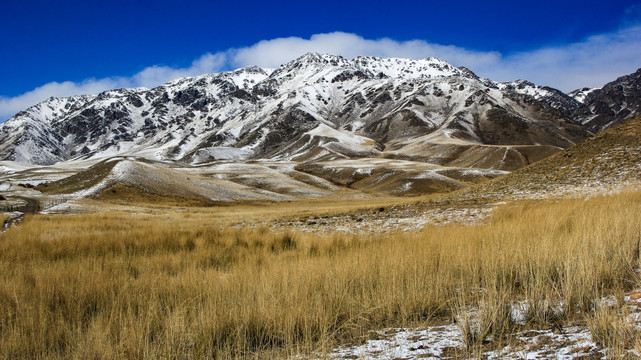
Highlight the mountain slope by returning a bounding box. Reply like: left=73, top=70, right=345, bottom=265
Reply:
left=447, top=116, right=641, bottom=201
left=0, top=54, right=589, bottom=171
left=36, top=157, right=345, bottom=202
left=0, top=95, right=95, bottom=164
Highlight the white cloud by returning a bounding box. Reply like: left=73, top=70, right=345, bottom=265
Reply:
left=485, top=25, right=641, bottom=90
left=228, top=29, right=641, bottom=92
left=0, top=53, right=228, bottom=121
left=230, top=32, right=501, bottom=71
left=2, top=26, right=641, bottom=121
left=0, top=79, right=121, bottom=120
left=131, top=52, right=228, bottom=88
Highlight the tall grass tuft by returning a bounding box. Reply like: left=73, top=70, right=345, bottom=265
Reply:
left=456, top=286, right=516, bottom=352
left=588, top=305, right=639, bottom=357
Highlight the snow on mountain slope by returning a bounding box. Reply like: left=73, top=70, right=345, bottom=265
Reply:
left=498, top=80, right=581, bottom=115
left=0, top=94, right=95, bottom=164
left=352, top=55, right=466, bottom=79
left=0, top=53, right=591, bottom=168
left=568, top=87, right=601, bottom=103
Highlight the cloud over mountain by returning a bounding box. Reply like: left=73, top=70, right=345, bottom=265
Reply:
left=2, top=24, right=640, bottom=121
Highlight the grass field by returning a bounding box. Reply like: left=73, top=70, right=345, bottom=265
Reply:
left=1, top=190, right=641, bottom=359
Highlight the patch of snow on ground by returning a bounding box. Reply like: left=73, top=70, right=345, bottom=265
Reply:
left=14, top=180, right=49, bottom=186
left=459, top=168, right=509, bottom=177
left=486, top=327, right=599, bottom=359
left=322, top=289, right=641, bottom=359
left=328, top=325, right=463, bottom=359
left=323, top=324, right=600, bottom=360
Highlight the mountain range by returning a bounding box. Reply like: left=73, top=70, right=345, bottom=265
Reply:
left=0, top=54, right=639, bottom=202
left=2, top=53, right=638, bottom=167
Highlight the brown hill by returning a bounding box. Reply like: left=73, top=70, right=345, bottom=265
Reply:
left=444, top=117, right=641, bottom=202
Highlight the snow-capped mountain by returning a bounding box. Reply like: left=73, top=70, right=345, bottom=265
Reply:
left=0, top=53, right=608, bottom=166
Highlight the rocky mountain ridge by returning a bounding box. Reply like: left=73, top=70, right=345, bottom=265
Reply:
left=571, top=68, right=641, bottom=132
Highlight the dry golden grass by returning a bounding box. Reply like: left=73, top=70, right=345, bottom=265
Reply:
left=78, top=194, right=430, bottom=225
left=1, top=191, right=641, bottom=358
left=96, top=183, right=224, bottom=207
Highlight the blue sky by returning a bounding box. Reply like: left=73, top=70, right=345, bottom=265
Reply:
left=1, top=0, right=641, bottom=121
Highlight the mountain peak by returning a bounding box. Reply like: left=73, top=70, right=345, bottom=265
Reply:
left=287, top=53, right=348, bottom=66
left=234, top=65, right=270, bottom=74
